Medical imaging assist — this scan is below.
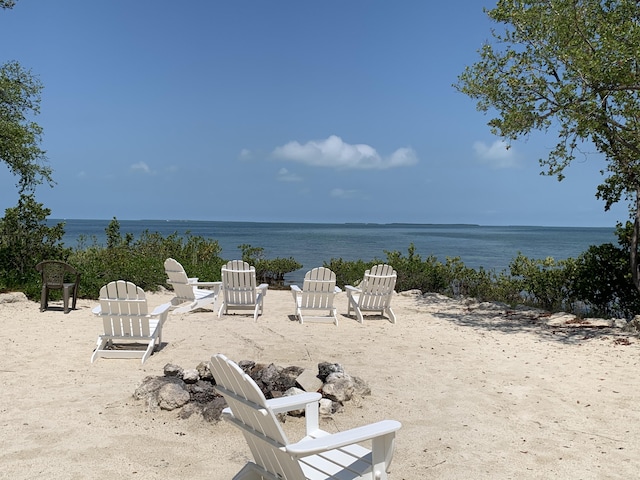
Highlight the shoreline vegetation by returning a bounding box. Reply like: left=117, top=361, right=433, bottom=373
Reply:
left=3, top=218, right=638, bottom=322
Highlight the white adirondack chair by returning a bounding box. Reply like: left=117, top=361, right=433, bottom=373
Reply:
left=218, top=260, right=268, bottom=321
left=210, top=354, right=401, bottom=480
left=345, top=264, right=397, bottom=324
left=91, top=280, right=171, bottom=364
left=291, top=267, right=342, bottom=325
left=164, top=258, right=221, bottom=314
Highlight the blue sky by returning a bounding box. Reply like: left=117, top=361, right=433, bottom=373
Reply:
left=0, top=0, right=628, bottom=226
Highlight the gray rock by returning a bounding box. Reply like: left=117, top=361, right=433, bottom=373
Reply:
left=186, top=380, right=218, bottom=404
left=276, top=366, right=304, bottom=391
left=260, top=363, right=280, bottom=387
left=296, top=368, right=323, bottom=393
left=197, top=361, right=214, bottom=381
left=400, top=289, right=422, bottom=297
left=164, top=363, right=184, bottom=378
left=201, top=396, right=227, bottom=422
left=0, top=292, right=28, bottom=303
left=318, top=398, right=334, bottom=416
left=158, top=383, right=190, bottom=410
left=238, top=360, right=256, bottom=373
left=318, top=398, right=343, bottom=415
left=624, top=316, right=640, bottom=332
left=133, top=375, right=185, bottom=401
left=317, top=362, right=344, bottom=381
left=611, top=318, right=628, bottom=329
left=322, top=373, right=355, bottom=402
left=182, top=368, right=199, bottom=384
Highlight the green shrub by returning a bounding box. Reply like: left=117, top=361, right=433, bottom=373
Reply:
left=384, top=244, right=448, bottom=293
left=238, top=244, right=302, bottom=287
left=67, top=218, right=226, bottom=298
left=323, top=257, right=382, bottom=288
left=508, top=253, right=576, bottom=311
left=571, top=243, right=640, bottom=318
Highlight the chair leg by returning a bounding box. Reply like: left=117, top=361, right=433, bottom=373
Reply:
left=386, top=307, right=397, bottom=324
left=91, top=337, right=109, bottom=363
left=63, top=286, right=71, bottom=314
left=72, top=285, right=78, bottom=310
left=40, top=287, right=48, bottom=312
left=141, top=341, right=156, bottom=364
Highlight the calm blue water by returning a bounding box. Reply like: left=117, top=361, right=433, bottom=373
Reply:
left=50, top=219, right=618, bottom=285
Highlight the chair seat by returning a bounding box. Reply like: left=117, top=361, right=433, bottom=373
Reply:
left=298, top=435, right=373, bottom=479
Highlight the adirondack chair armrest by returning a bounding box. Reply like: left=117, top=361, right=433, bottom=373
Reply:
left=286, top=420, right=402, bottom=456
left=266, top=391, right=322, bottom=415
left=345, top=285, right=360, bottom=295
left=92, top=305, right=101, bottom=315
left=257, top=283, right=269, bottom=296
left=151, top=302, right=172, bottom=317
left=334, top=286, right=342, bottom=293
left=290, top=284, right=302, bottom=302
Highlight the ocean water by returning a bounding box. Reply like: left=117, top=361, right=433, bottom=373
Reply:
left=51, top=219, right=618, bottom=285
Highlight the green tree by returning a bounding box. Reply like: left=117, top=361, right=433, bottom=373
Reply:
left=1, top=60, right=51, bottom=193
left=456, top=0, right=640, bottom=291
left=0, top=193, right=68, bottom=290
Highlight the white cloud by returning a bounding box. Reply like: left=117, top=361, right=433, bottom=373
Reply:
left=276, top=168, right=302, bottom=182
left=238, top=148, right=253, bottom=161
left=330, top=188, right=361, bottom=199
left=130, top=161, right=151, bottom=174
left=271, top=135, right=418, bottom=170
left=473, top=140, right=519, bottom=168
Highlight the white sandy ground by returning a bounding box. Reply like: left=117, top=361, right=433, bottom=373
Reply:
left=1, top=288, right=639, bottom=480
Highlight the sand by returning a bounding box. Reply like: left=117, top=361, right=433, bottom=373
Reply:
left=1, top=288, right=639, bottom=479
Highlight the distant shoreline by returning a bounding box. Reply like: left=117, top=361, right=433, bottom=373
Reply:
left=49, top=219, right=615, bottom=229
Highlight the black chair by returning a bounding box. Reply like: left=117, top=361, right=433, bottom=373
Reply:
left=35, top=261, right=81, bottom=314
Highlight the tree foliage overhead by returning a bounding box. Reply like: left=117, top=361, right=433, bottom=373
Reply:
left=0, top=60, right=52, bottom=193
left=455, top=0, right=640, bottom=290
